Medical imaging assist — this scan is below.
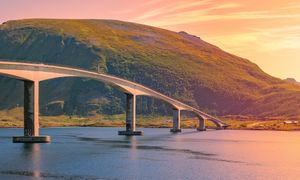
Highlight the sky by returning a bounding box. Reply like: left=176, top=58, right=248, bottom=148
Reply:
left=0, top=0, right=300, bottom=80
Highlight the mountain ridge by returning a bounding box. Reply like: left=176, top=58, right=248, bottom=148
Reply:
left=0, top=19, right=299, bottom=119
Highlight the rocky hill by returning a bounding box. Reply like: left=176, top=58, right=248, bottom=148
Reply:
left=0, top=19, right=299, bottom=119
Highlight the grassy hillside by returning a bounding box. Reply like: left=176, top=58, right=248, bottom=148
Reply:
left=0, top=19, right=299, bottom=119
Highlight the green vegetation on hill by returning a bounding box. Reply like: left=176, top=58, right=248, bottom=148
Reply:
left=0, top=19, right=299, bottom=119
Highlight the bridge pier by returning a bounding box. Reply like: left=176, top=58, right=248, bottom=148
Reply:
left=216, top=126, right=225, bottom=130
left=13, top=81, right=50, bottom=143
left=197, top=116, right=206, bottom=131
left=170, top=109, right=181, bottom=133
left=118, top=94, right=143, bottom=136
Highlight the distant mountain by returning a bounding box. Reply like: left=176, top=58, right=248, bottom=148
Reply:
left=0, top=19, right=299, bottom=119
left=285, top=78, right=300, bottom=86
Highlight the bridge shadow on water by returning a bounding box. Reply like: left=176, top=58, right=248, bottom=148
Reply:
left=75, top=130, right=255, bottom=165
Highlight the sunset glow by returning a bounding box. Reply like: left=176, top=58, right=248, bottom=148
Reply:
left=1, top=0, right=299, bottom=80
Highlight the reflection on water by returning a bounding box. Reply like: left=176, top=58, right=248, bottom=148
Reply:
left=127, top=136, right=138, bottom=160
left=0, top=170, right=108, bottom=180
left=0, top=128, right=300, bottom=180
left=22, top=144, right=41, bottom=178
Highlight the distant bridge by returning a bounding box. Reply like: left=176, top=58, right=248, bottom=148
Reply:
left=0, top=60, right=228, bottom=143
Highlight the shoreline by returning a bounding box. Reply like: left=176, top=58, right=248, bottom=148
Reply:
left=1, top=125, right=300, bottom=131
left=1, top=108, right=299, bottom=131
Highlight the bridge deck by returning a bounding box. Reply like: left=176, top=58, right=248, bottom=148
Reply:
left=0, top=60, right=228, bottom=128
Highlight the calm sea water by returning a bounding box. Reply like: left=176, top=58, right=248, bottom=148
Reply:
left=0, top=127, right=299, bottom=180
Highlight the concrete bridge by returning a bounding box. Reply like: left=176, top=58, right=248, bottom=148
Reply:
left=0, top=60, right=228, bottom=143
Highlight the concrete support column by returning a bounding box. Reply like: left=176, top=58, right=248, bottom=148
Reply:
left=118, top=94, right=142, bottom=136
left=170, top=109, right=181, bottom=133
left=126, top=93, right=136, bottom=132
left=197, top=116, right=206, bottom=131
left=13, top=80, right=50, bottom=143
left=24, top=80, right=39, bottom=136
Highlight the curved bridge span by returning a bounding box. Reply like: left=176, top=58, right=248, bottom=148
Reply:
left=0, top=60, right=228, bottom=143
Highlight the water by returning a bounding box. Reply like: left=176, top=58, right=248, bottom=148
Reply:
left=0, top=128, right=300, bottom=180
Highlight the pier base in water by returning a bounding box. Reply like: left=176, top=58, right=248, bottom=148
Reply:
left=13, top=136, right=51, bottom=143
left=118, top=131, right=143, bottom=136
left=197, top=128, right=206, bottom=131
left=170, top=129, right=182, bottom=133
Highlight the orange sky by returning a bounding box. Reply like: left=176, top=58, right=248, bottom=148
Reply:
left=1, top=0, right=300, bottom=80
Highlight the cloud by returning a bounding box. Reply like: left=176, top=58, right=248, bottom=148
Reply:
left=141, top=0, right=165, bottom=6
left=131, top=0, right=300, bottom=28
left=279, top=2, right=300, bottom=10
left=111, top=9, right=133, bottom=14
left=209, top=25, right=300, bottom=54
left=131, top=1, right=245, bottom=27
left=136, top=8, right=300, bottom=28
left=131, top=0, right=212, bottom=21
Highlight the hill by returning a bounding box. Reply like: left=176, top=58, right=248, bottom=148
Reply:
left=285, top=78, right=300, bottom=86
left=0, top=19, right=299, bottom=119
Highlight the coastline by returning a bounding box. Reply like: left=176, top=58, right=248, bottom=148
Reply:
left=1, top=108, right=299, bottom=131
left=1, top=118, right=300, bottom=131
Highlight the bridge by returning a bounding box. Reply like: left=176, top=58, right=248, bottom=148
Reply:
left=0, top=60, right=228, bottom=143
